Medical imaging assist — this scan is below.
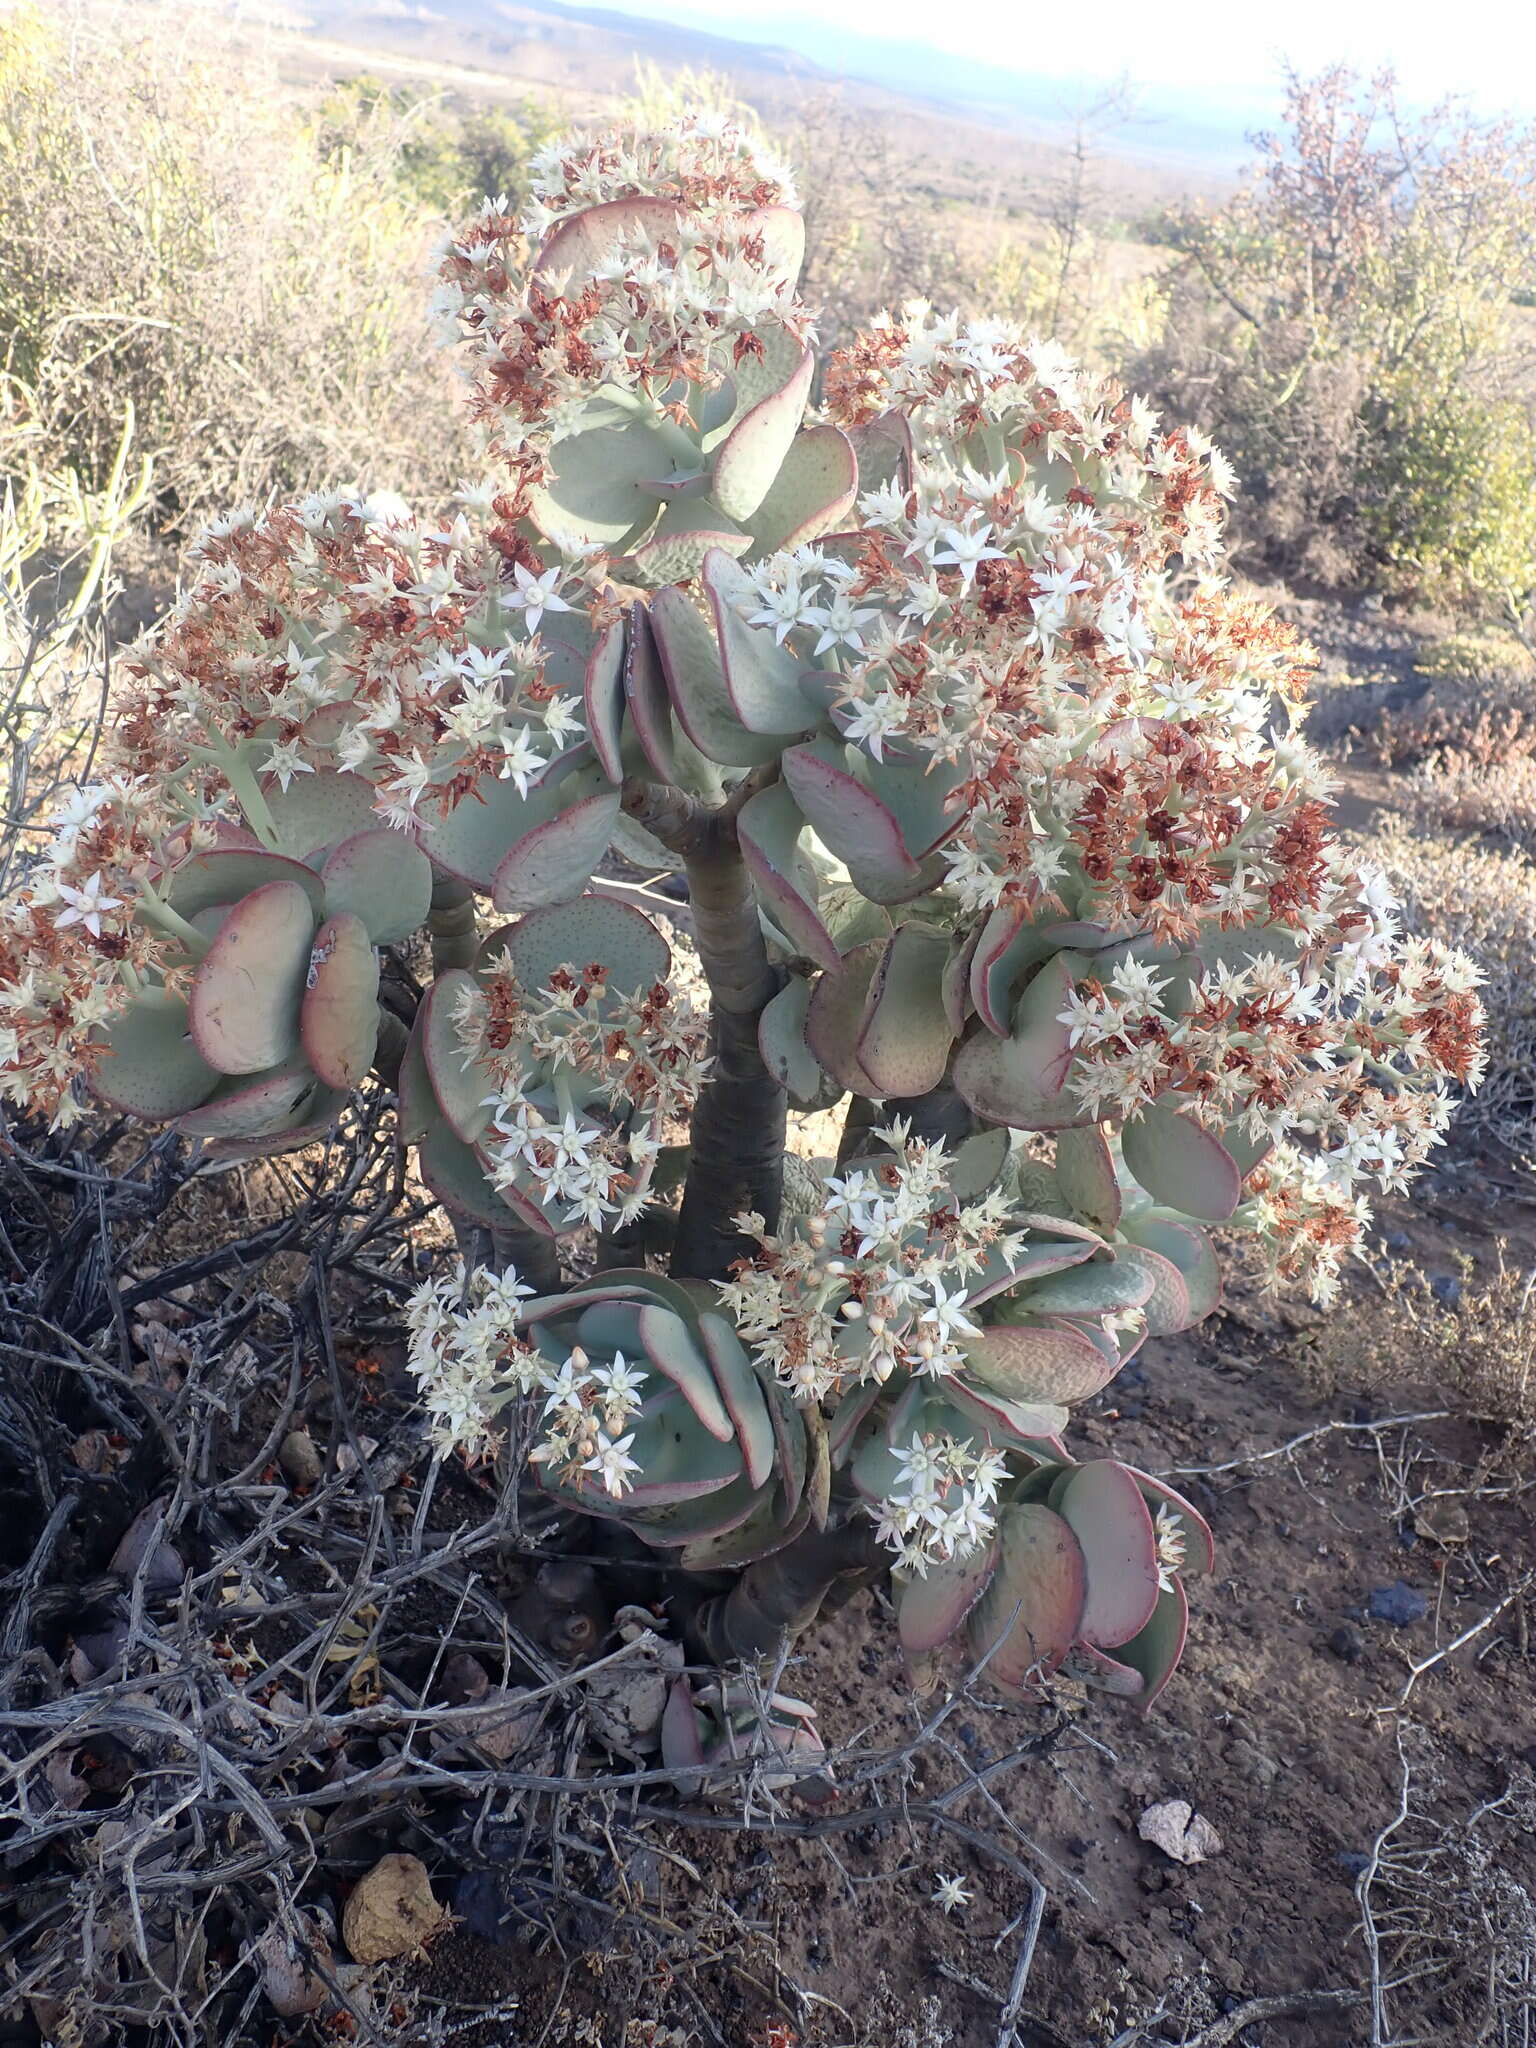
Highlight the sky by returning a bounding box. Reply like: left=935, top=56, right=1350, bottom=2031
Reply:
left=573, top=0, right=1536, bottom=129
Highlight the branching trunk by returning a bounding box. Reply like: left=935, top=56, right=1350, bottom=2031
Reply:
left=428, top=874, right=477, bottom=975
left=623, top=776, right=786, bottom=1284
left=837, top=1077, right=977, bottom=1163
left=691, top=1513, right=884, bottom=1663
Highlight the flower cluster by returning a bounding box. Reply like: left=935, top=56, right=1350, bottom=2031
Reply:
left=111, top=489, right=600, bottom=832
left=717, top=1122, right=1017, bottom=1402
left=431, top=120, right=809, bottom=466
left=456, top=950, right=712, bottom=1228
left=404, top=1263, right=644, bottom=1497
left=875, top=1431, right=1008, bottom=1570
left=0, top=779, right=174, bottom=1124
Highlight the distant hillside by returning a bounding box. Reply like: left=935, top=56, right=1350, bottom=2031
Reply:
left=272, top=0, right=1239, bottom=196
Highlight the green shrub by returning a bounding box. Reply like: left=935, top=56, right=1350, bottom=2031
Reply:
left=1135, top=67, right=1536, bottom=604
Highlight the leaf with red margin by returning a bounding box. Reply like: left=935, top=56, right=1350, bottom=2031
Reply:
left=320, top=828, right=432, bottom=946
left=188, top=880, right=314, bottom=1076
left=1119, top=1215, right=1222, bottom=1322
left=583, top=620, right=627, bottom=782
left=177, top=1053, right=321, bottom=1139
left=1112, top=1243, right=1194, bottom=1336
left=737, top=783, right=841, bottom=971
left=781, top=739, right=924, bottom=903
left=953, top=955, right=1089, bottom=1130
left=804, top=941, right=884, bottom=1094
left=490, top=778, right=621, bottom=912
left=967, top=1504, right=1087, bottom=1691
left=533, top=195, right=689, bottom=284
left=90, top=990, right=221, bottom=1120
left=636, top=1306, right=734, bottom=1442
left=856, top=924, right=954, bottom=1097
left=701, top=550, right=816, bottom=735
left=742, top=424, right=858, bottom=555
left=492, top=896, right=669, bottom=998
left=1121, top=1101, right=1242, bottom=1222
left=969, top=906, right=1107, bottom=1037
left=1057, top=1460, right=1162, bottom=1650
left=1121, top=1468, right=1215, bottom=1575
left=759, top=973, right=844, bottom=1109
left=711, top=343, right=814, bottom=521
left=961, top=1321, right=1122, bottom=1404
left=649, top=586, right=782, bottom=768
left=300, top=912, right=379, bottom=1090
left=1054, top=1125, right=1122, bottom=1230
left=895, top=1531, right=999, bottom=1655
left=1116, top=1579, right=1190, bottom=1712
left=623, top=502, right=752, bottom=587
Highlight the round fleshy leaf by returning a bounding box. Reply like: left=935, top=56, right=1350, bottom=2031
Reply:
left=490, top=774, right=621, bottom=913
left=583, top=621, right=627, bottom=782
left=679, top=1478, right=803, bottom=1571
left=895, top=1533, right=999, bottom=1655
left=967, top=1504, right=1087, bottom=1691
left=625, top=504, right=752, bottom=587
left=415, top=1115, right=543, bottom=1234
left=743, top=204, right=805, bottom=289
left=177, top=1053, right=322, bottom=1139
left=856, top=924, right=955, bottom=1098
left=737, top=783, right=841, bottom=972
left=528, top=420, right=670, bottom=550
left=964, top=1236, right=1097, bottom=1309
left=1017, top=1254, right=1155, bottom=1319
left=953, top=955, right=1087, bottom=1130
left=197, top=1091, right=345, bottom=1163
left=1054, top=1126, right=1121, bottom=1230
left=616, top=1392, right=741, bottom=1504
left=943, top=1378, right=1070, bottom=1446
left=710, top=343, right=814, bottom=522
left=743, top=423, right=858, bottom=556
left=761, top=1374, right=809, bottom=1518
left=648, top=586, right=782, bottom=768
left=636, top=1306, right=733, bottom=1442
left=320, top=829, right=432, bottom=946
left=260, top=770, right=383, bottom=864
left=1121, top=1101, right=1242, bottom=1222
left=164, top=848, right=324, bottom=924
left=780, top=739, right=924, bottom=904
left=804, top=942, right=884, bottom=1095
left=969, top=907, right=1106, bottom=1038
left=1057, top=1460, right=1162, bottom=1650
left=1120, top=1215, right=1221, bottom=1323
left=696, top=1312, right=776, bottom=1490
left=947, top=1127, right=1011, bottom=1203
left=188, top=880, right=315, bottom=1076
left=962, top=1322, right=1121, bottom=1404
left=300, top=912, right=379, bottom=1091
left=534, top=194, right=689, bottom=285
left=1112, top=1243, right=1194, bottom=1336
left=846, top=409, right=913, bottom=496
left=90, top=989, right=221, bottom=1120
left=759, top=974, right=842, bottom=1110
left=702, top=550, right=817, bottom=735
left=490, top=896, right=670, bottom=999
left=419, top=970, right=493, bottom=1143
left=1115, top=1579, right=1190, bottom=1712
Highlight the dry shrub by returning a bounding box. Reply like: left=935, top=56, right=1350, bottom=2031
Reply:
left=0, top=4, right=474, bottom=543
left=1364, top=821, right=1536, bottom=1153
left=1304, top=1245, right=1536, bottom=1432
left=1366, top=631, right=1536, bottom=771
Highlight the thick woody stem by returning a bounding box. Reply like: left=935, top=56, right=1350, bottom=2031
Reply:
left=428, top=874, right=478, bottom=975
left=692, top=1514, right=884, bottom=1663
left=623, top=776, right=786, bottom=1283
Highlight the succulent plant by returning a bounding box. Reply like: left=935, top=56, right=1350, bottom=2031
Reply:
left=891, top=1457, right=1213, bottom=1709
left=514, top=1268, right=827, bottom=1566
left=5, top=112, right=1486, bottom=1723
left=660, top=1674, right=832, bottom=1802
left=89, top=771, right=432, bottom=1160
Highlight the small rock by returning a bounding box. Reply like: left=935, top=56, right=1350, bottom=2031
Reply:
left=342, top=1853, right=445, bottom=1963
left=258, top=1915, right=334, bottom=2016
left=1336, top=1850, right=1371, bottom=1878
left=1137, top=1799, right=1223, bottom=1865
left=1368, top=1582, right=1428, bottom=1626
left=110, top=1502, right=185, bottom=1592
left=1225, top=1739, right=1279, bottom=1790
left=437, top=1653, right=490, bottom=1706
left=68, top=1429, right=122, bottom=1476
left=334, top=1435, right=380, bottom=1477
left=279, top=1430, right=324, bottom=1489
left=1328, top=1623, right=1365, bottom=1662
left=1428, top=1274, right=1461, bottom=1307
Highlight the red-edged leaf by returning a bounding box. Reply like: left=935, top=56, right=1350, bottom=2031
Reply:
left=300, top=912, right=378, bottom=1090
left=967, top=1505, right=1087, bottom=1691
left=1057, top=1460, right=1161, bottom=1650
left=1121, top=1102, right=1242, bottom=1222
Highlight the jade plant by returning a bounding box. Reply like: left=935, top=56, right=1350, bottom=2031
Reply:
left=0, top=115, right=1486, bottom=1703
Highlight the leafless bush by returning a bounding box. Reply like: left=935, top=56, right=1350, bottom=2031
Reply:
left=1363, top=821, right=1536, bottom=1156
left=0, top=4, right=474, bottom=545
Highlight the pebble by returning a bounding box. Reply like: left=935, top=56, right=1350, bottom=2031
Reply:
left=1328, top=1623, right=1365, bottom=1662
left=1428, top=1274, right=1462, bottom=1307
left=1337, top=1850, right=1371, bottom=1877
left=1368, top=1582, right=1428, bottom=1626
